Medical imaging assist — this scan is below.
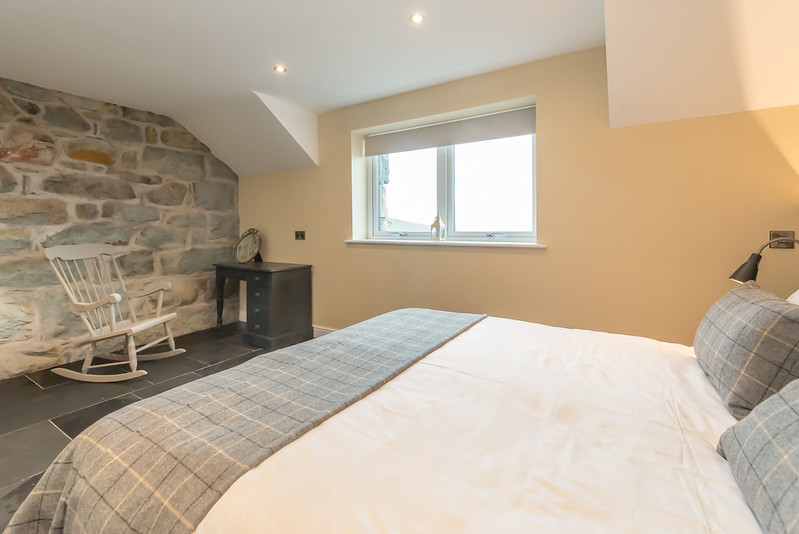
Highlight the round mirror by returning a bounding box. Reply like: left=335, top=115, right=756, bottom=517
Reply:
left=234, top=228, right=261, bottom=263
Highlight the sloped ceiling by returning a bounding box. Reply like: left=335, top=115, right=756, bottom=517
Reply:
left=605, top=0, right=799, bottom=128
left=0, top=1, right=795, bottom=176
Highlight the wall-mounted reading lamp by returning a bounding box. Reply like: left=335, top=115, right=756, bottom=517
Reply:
left=730, top=237, right=799, bottom=283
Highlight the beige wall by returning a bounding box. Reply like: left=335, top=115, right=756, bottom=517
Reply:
left=239, top=46, right=799, bottom=346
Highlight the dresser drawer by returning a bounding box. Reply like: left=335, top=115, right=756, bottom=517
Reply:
left=246, top=307, right=265, bottom=333
left=216, top=262, right=312, bottom=351
left=246, top=285, right=267, bottom=334
left=241, top=271, right=268, bottom=285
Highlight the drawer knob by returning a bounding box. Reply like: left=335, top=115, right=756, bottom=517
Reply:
left=253, top=291, right=261, bottom=297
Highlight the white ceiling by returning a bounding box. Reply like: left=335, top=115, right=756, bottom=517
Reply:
left=0, top=0, right=604, bottom=176
left=0, top=1, right=796, bottom=176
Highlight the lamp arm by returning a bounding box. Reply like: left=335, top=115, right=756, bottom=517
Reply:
left=756, top=237, right=799, bottom=254
left=731, top=237, right=799, bottom=284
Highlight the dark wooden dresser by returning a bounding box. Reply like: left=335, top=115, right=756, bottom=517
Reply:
left=215, top=262, right=313, bottom=351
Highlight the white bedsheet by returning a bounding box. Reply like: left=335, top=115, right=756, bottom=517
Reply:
left=196, top=317, right=760, bottom=533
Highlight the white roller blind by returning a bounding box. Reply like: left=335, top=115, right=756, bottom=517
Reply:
left=364, top=106, right=536, bottom=157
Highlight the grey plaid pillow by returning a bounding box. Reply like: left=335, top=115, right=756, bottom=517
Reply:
left=718, top=379, right=799, bottom=534
left=694, top=282, right=799, bottom=419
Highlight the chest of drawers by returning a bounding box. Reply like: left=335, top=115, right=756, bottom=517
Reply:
left=215, top=262, right=312, bottom=351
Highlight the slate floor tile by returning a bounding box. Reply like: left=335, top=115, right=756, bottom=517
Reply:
left=134, top=354, right=207, bottom=384
left=177, top=322, right=246, bottom=347
left=0, top=377, right=34, bottom=401
left=0, top=374, right=151, bottom=437
left=194, top=352, right=263, bottom=377
left=0, top=421, right=70, bottom=489
left=132, top=373, right=204, bottom=399
left=185, top=340, right=258, bottom=365
left=222, top=331, right=258, bottom=349
left=51, top=394, right=140, bottom=439
left=25, top=361, right=81, bottom=389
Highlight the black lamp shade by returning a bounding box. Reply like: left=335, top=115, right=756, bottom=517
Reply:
left=730, top=253, right=762, bottom=283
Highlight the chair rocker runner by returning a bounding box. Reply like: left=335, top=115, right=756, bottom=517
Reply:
left=45, top=244, right=185, bottom=382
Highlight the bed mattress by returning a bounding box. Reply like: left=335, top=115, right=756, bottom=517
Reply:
left=197, top=317, right=761, bottom=533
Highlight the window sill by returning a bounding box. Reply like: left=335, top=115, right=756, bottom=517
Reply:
left=345, top=239, right=546, bottom=249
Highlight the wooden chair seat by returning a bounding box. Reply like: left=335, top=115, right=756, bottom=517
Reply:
left=98, top=312, right=178, bottom=338
left=44, top=244, right=185, bottom=383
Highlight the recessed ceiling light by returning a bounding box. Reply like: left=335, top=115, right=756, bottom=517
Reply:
left=409, top=13, right=425, bottom=24
left=273, top=65, right=287, bottom=74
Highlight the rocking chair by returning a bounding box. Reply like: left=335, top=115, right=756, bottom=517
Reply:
left=44, top=244, right=185, bottom=382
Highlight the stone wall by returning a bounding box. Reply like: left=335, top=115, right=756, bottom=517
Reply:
left=0, top=77, right=241, bottom=379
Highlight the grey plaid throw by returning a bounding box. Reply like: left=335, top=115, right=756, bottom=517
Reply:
left=694, top=282, right=799, bottom=419
left=718, top=379, right=799, bottom=533
left=5, top=308, right=484, bottom=534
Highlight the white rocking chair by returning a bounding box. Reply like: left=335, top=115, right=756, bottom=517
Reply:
left=44, top=244, right=185, bottom=382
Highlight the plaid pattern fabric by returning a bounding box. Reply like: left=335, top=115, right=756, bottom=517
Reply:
left=5, top=308, right=484, bottom=534
left=694, top=282, right=799, bottom=419
left=718, top=379, right=799, bottom=534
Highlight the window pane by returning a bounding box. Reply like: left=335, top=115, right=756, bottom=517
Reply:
left=376, top=148, right=437, bottom=232
left=452, top=135, right=533, bottom=233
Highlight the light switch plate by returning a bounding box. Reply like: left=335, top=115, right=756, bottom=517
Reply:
left=769, top=230, right=795, bottom=248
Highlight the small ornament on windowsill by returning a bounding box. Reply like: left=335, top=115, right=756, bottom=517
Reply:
left=430, top=214, right=446, bottom=241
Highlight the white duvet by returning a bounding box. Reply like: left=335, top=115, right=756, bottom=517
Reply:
left=196, top=317, right=760, bottom=533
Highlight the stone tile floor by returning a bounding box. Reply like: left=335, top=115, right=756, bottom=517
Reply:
left=0, top=322, right=263, bottom=530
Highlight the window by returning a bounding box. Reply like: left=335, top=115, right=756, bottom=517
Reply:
left=365, top=107, right=536, bottom=243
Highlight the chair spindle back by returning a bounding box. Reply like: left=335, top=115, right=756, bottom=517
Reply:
left=45, top=244, right=132, bottom=336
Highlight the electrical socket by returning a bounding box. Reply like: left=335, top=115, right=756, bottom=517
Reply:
left=294, top=230, right=306, bottom=240
left=769, top=230, right=795, bottom=248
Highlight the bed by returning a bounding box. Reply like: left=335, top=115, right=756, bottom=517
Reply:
left=6, top=283, right=799, bottom=534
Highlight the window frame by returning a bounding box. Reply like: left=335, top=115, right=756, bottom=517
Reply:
left=367, top=135, right=537, bottom=243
